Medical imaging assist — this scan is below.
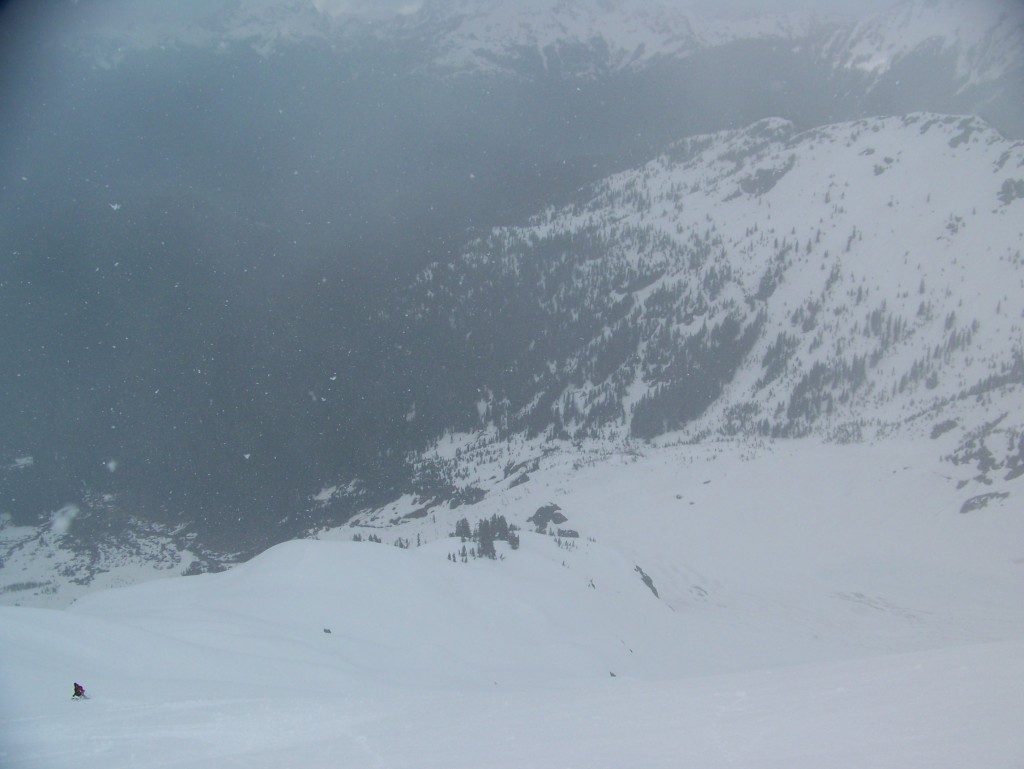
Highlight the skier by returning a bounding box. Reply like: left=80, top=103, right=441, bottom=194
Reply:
left=72, top=682, right=87, bottom=700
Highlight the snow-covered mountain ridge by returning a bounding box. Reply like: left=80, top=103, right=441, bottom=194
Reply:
left=64, top=0, right=1024, bottom=91
left=823, top=0, right=1024, bottom=89
left=403, top=113, right=1024, bottom=463
left=395, top=0, right=833, bottom=77
left=63, top=0, right=834, bottom=67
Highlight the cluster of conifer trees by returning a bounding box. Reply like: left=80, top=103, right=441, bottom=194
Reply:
left=450, top=514, right=520, bottom=560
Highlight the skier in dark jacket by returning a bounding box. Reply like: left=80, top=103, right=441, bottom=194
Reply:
left=72, top=682, right=86, bottom=699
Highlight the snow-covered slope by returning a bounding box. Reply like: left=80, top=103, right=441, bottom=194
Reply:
left=2, top=435, right=1023, bottom=767
left=2, top=629, right=1020, bottom=768
left=335, top=433, right=1024, bottom=666
left=404, top=113, right=1024, bottom=470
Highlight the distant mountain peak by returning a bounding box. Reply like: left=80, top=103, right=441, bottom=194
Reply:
left=399, top=0, right=835, bottom=76
left=59, top=0, right=1024, bottom=91
left=59, top=0, right=827, bottom=69
left=823, top=0, right=1024, bottom=89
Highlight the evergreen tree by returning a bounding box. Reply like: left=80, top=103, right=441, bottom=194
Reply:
left=477, top=518, right=496, bottom=559
left=490, top=514, right=510, bottom=542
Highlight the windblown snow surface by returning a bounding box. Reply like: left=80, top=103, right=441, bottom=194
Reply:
left=2, top=436, right=1023, bottom=767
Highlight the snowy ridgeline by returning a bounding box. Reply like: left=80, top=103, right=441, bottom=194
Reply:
left=411, top=111, right=1024, bottom=448
left=2, top=436, right=1023, bottom=767
left=69, top=0, right=1024, bottom=91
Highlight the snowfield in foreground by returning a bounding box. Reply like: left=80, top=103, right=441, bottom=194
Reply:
left=2, top=436, right=1023, bottom=767
left=2, top=635, right=1022, bottom=768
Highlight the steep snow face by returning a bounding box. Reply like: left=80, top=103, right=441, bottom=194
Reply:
left=823, top=0, right=1024, bottom=89
left=407, top=113, right=1024, bottom=459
